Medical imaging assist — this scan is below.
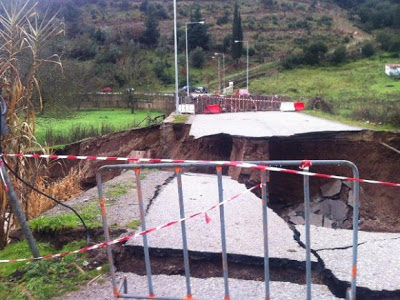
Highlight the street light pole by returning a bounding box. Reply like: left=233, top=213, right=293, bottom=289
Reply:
left=246, top=41, right=249, bottom=91
left=234, top=40, right=249, bottom=91
left=214, top=52, right=225, bottom=93
left=185, top=21, right=204, bottom=99
left=212, top=56, right=221, bottom=93
left=173, top=0, right=179, bottom=114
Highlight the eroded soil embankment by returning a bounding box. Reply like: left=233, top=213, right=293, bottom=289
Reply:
left=54, top=123, right=400, bottom=232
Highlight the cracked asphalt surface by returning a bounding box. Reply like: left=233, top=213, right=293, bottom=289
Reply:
left=297, top=225, right=400, bottom=291
left=190, top=112, right=363, bottom=139
left=51, top=171, right=399, bottom=299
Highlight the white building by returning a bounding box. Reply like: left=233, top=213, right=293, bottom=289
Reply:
left=385, top=64, right=400, bottom=77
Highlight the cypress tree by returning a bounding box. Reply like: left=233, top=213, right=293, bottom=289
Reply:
left=140, top=6, right=160, bottom=46
left=188, top=6, right=209, bottom=50
left=231, top=1, right=243, bottom=63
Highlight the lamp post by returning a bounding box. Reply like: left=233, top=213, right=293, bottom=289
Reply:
left=234, top=40, right=249, bottom=91
left=212, top=55, right=221, bottom=93
left=214, top=52, right=225, bottom=93
left=173, top=0, right=179, bottom=114
left=185, top=21, right=205, bottom=98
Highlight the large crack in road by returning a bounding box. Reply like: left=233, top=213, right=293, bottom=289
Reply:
left=110, top=172, right=400, bottom=299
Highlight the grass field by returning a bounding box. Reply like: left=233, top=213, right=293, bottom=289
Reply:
left=35, top=109, right=165, bottom=146
left=251, top=56, right=400, bottom=104
left=250, top=56, right=400, bottom=127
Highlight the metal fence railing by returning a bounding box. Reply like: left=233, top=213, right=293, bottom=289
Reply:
left=193, top=95, right=283, bottom=114
left=96, top=160, right=360, bottom=300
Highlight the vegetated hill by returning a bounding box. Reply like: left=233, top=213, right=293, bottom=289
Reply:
left=62, top=0, right=367, bottom=58
left=38, top=0, right=369, bottom=93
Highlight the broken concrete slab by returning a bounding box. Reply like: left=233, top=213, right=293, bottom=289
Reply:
left=129, top=173, right=316, bottom=262
left=320, top=180, right=342, bottom=198
left=296, top=226, right=400, bottom=291
left=104, top=273, right=340, bottom=300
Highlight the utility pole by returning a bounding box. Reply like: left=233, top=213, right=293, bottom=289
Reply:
left=0, top=89, right=40, bottom=257
left=0, top=95, right=39, bottom=257
left=173, top=0, right=179, bottom=114
left=214, top=53, right=225, bottom=93
left=1, top=162, right=40, bottom=257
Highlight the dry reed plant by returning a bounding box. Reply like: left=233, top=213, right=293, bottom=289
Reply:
left=26, top=168, right=82, bottom=219
left=0, top=0, right=65, bottom=249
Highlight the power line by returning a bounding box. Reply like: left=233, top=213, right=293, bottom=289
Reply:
left=2, top=158, right=90, bottom=243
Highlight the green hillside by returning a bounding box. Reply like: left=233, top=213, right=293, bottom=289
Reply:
left=40, top=0, right=369, bottom=92
left=251, top=56, right=400, bottom=127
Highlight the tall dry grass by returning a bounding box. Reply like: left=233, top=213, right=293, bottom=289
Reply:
left=26, top=168, right=82, bottom=219
left=0, top=1, right=71, bottom=249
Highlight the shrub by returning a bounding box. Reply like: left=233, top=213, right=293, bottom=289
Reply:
left=361, top=42, right=375, bottom=57
left=332, top=46, right=347, bottom=65
left=68, top=38, right=97, bottom=60
left=282, top=53, right=303, bottom=69
left=216, top=10, right=230, bottom=25
left=190, top=46, right=205, bottom=68
left=318, top=16, right=333, bottom=27
left=303, top=41, right=328, bottom=65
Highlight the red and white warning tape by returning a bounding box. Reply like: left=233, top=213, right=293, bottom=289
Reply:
left=2, top=153, right=400, bottom=187
left=0, top=184, right=260, bottom=263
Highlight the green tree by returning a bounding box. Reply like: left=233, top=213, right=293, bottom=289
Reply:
left=361, top=42, right=375, bottom=57
left=376, top=31, right=392, bottom=51
left=303, top=41, right=328, bottom=65
left=231, top=0, right=243, bottom=63
left=188, top=6, right=209, bottom=50
left=140, top=9, right=160, bottom=46
left=332, top=45, right=347, bottom=64
left=393, top=5, right=400, bottom=29
left=190, top=46, right=205, bottom=68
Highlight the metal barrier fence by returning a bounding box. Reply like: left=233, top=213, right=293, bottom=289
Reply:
left=193, top=95, right=283, bottom=114
left=96, top=160, right=360, bottom=300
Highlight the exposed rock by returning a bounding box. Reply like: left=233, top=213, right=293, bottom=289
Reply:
left=320, top=180, right=342, bottom=198
left=319, top=200, right=331, bottom=215
left=309, top=213, right=323, bottom=227
left=323, top=216, right=334, bottom=228
left=329, top=200, right=348, bottom=222
left=348, top=190, right=355, bottom=207
left=342, top=180, right=353, bottom=189
left=294, top=204, right=304, bottom=214
left=310, top=202, right=322, bottom=214
left=289, top=215, right=305, bottom=225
